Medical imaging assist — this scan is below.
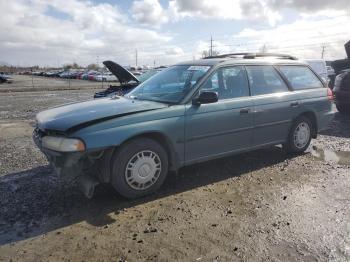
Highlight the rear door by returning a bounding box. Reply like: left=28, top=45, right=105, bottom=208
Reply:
left=246, top=65, right=301, bottom=147
left=185, top=66, right=253, bottom=163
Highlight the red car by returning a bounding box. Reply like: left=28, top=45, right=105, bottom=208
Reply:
left=88, top=72, right=99, bottom=81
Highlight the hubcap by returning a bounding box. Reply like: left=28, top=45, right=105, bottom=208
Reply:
left=293, top=122, right=311, bottom=149
left=125, top=150, right=161, bottom=190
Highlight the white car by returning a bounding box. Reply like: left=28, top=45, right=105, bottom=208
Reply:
left=95, top=73, right=118, bottom=82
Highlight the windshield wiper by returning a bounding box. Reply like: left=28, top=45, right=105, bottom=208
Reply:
left=126, top=95, right=174, bottom=104
left=145, top=98, right=177, bottom=105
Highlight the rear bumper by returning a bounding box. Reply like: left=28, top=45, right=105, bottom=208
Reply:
left=317, top=107, right=335, bottom=132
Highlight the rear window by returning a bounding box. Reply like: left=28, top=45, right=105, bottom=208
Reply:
left=245, top=66, right=289, bottom=96
left=279, top=66, right=324, bottom=90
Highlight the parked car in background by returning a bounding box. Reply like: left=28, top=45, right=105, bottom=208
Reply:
left=79, top=70, right=96, bottom=80
left=94, top=61, right=164, bottom=98
left=304, top=59, right=328, bottom=82
left=94, top=72, right=118, bottom=82
left=0, top=73, right=13, bottom=83
left=80, top=71, right=90, bottom=80
left=88, top=71, right=100, bottom=81
left=326, top=66, right=335, bottom=77
left=45, top=70, right=64, bottom=77
left=333, top=69, right=350, bottom=113
left=34, top=53, right=335, bottom=199
left=76, top=71, right=86, bottom=79
left=58, top=71, right=71, bottom=78
left=32, top=71, right=45, bottom=76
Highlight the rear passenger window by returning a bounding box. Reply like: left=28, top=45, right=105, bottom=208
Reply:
left=246, top=66, right=288, bottom=96
left=279, top=66, right=324, bottom=90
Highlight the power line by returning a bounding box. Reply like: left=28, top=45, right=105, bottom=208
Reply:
left=94, top=25, right=349, bottom=60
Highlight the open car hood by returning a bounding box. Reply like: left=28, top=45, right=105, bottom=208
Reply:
left=103, top=60, right=139, bottom=84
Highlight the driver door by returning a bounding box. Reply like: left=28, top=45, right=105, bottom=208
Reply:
left=184, top=66, right=254, bottom=164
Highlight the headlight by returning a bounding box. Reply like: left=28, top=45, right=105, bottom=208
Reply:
left=42, top=136, right=85, bottom=152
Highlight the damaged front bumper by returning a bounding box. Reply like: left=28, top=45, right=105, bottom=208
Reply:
left=33, top=128, right=103, bottom=198
left=33, top=128, right=86, bottom=179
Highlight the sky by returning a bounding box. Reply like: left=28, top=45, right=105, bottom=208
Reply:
left=0, top=0, right=350, bottom=67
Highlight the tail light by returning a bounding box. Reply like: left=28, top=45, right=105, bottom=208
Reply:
left=327, top=87, right=334, bottom=101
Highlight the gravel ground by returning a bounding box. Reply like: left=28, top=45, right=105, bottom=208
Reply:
left=0, top=79, right=349, bottom=261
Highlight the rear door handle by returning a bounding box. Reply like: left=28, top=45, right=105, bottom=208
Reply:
left=290, top=102, right=299, bottom=107
left=240, top=108, right=250, bottom=114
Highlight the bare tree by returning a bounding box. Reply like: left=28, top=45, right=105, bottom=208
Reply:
left=63, top=63, right=81, bottom=70
left=87, top=63, right=99, bottom=70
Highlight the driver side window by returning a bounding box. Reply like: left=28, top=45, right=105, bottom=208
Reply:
left=200, top=66, right=249, bottom=100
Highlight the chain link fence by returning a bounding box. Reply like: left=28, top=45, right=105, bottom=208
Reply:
left=0, top=74, right=113, bottom=93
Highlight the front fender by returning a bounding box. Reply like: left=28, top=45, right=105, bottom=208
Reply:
left=72, top=106, right=186, bottom=167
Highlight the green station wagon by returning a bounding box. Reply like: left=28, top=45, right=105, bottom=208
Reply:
left=33, top=53, right=335, bottom=199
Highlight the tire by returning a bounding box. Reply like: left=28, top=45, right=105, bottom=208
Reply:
left=110, top=138, right=168, bottom=199
left=336, top=104, right=350, bottom=114
left=284, top=116, right=313, bottom=154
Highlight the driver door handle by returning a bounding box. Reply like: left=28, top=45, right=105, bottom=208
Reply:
left=240, top=108, right=250, bottom=114
left=290, top=101, right=299, bottom=107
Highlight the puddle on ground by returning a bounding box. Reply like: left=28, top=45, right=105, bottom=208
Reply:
left=310, top=146, right=350, bottom=165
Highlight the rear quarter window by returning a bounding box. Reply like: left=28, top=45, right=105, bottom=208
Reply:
left=279, top=66, right=324, bottom=90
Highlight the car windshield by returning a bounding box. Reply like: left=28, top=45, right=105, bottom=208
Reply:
left=137, top=70, right=159, bottom=83
left=126, top=65, right=211, bottom=103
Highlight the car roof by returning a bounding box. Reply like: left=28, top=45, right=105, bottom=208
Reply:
left=176, top=57, right=308, bottom=67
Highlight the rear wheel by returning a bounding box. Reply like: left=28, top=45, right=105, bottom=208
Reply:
left=284, top=116, right=312, bottom=154
left=110, top=138, right=168, bottom=199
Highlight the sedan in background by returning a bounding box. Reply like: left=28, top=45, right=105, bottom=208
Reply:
left=0, top=73, right=13, bottom=83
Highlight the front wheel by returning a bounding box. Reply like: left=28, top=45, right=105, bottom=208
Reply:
left=284, top=116, right=312, bottom=154
left=110, top=138, right=168, bottom=199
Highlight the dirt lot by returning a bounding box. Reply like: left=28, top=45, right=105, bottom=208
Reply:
left=0, top=76, right=349, bottom=261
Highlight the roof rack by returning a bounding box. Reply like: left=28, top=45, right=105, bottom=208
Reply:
left=204, top=52, right=298, bottom=60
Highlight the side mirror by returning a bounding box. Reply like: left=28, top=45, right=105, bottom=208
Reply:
left=192, top=91, right=218, bottom=105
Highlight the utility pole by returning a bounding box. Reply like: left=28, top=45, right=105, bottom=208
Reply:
left=31, top=67, right=34, bottom=88
left=135, top=49, right=138, bottom=68
left=210, top=36, right=213, bottom=57
left=321, top=45, right=326, bottom=59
